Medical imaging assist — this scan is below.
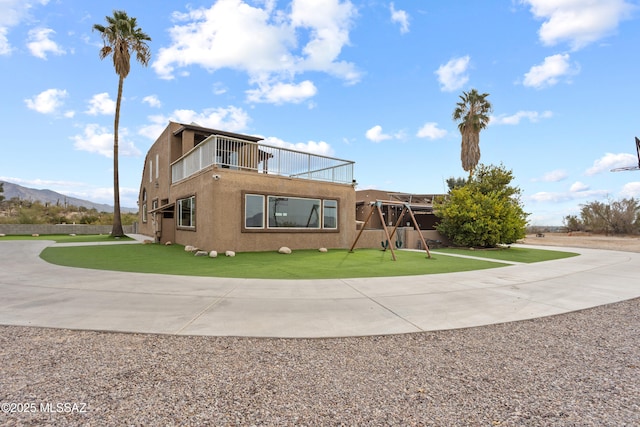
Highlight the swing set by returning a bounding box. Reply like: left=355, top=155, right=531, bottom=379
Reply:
left=349, top=200, right=431, bottom=261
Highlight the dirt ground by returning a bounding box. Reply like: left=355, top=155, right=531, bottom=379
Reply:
left=521, top=232, right=640, bottom=253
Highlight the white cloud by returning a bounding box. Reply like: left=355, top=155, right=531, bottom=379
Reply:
left=246, top=80, right=317, bottom=104
left=522, top=0, right=635, bottom=50
left=390, top=3, right=409, bottom=34
left=569, top=181, right=589, bottom=192
left=142, top=95, right=162, bottom=108
left=0, top=28, right=10, bottom=55
left=620, top=182, right=640, bottom=198
left=25, top=88, right=67, bottom=114
left=523, top=54, right=578, bottom=89
left=416, top=122, right=447, bottom=140
left=261, top=136, right=335, bottom=157
left=530, top=187, right=608, bottom=203
left=138, top=106, right=251, bottom=139
left=86, top=92, right=115, bottom=115
left=152, top=0, right=360, bottom=104
left=365, top=125, right=392, bottom=143
left=491, top=110, right=553, bottom=125
left=27, top=27, right=65, bottom=59
left=435, top=56, right=470, bottom=92
left=0, top=0, right=51, bottom=55
left=72, top=124, right=141, bottom=158
left=533, top=169, right=568, bottom=182
left=586, top=152, right=639, bottom=175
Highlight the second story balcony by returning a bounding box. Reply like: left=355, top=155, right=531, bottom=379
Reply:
left=171, top=134, right=355, bottom=185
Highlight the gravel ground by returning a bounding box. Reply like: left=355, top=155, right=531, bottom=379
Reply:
left=1, top=297, right=638, bottom=426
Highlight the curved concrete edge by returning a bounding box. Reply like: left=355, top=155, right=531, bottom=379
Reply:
left=0, top=240, right=638, bottom=338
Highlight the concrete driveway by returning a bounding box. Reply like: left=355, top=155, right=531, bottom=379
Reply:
left=1, top=238, right=638, bottom=338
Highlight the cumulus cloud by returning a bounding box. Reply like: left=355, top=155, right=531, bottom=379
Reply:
left=491, top=110, right=553, bottom=125
left=529, top=186, right=608, bottom=203
left=390, top=3, right=409, bottom=34
left=416, top=122, right=447, bottom=140
left=365, top=125, right=392, bottom=143
left=27, top=27, right=65, bottom=59
left=246, top=80, right=317, bottom=104
left=138, top=106, right=251, bottom=139
left=25, top=88, right=68, bottom=114
left=522, top=0, right=635, bottom=50
left=152, top=0, right=360, bottom=104
left=523, top=54, right=579, bottom=89
left=142, top=95, right=162, bottom=108
left=85, top=93, right=115, bottom=115
left=0, top=0, right=50, bottom=55
left=435, top=56, right=470, bottom=92
left=72, top=124, right=140, bottom=158
left=620, top=182, right=640, bottom=198
left=586, top=152, right=639, bottom=175
left=261, top=136, right=335, bottom=157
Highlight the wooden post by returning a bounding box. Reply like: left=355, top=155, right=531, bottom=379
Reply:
left=349, top=202, right=376, bottom=252
left=376, top=203, right=396, bottom=261
left=405, top=203, right=431, bottom=258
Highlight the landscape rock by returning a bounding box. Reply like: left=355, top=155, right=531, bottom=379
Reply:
left=278, top=246, right=292, bottom=254
left=165, top=241, right=172, bottom=246
left=225, top=251, right=235, bottom=257
left=209, top=250, right=218, bottom=258
left=319, top=247, right=328, bottom=253
left=185, top=245, right=196, bottom=252
left=0, top=234, right=5, bottom=237
left=32, top=234, right=39, bottom=237
left=194, top=250, right=209, bottom=257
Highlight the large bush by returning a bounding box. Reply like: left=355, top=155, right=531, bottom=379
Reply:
left=435, top=164, right=528, bottom=247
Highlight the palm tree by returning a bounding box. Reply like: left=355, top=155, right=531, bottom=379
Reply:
left=452, top=89, right=492, bottom=178
left=93, top=10, right=151, bottom=237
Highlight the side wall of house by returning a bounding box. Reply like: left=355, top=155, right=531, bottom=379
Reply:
left=169, top=166, right=356, bottom=252
left=138, top=123, right=178, bottom=238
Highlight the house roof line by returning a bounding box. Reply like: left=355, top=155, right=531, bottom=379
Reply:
left=172, top=122, right=263, bottom=143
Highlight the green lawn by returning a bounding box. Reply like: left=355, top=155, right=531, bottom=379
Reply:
left=40, top=244, right=514, bottom=279
left=434, top=247, right=579, bottom=263
left=0, top=234, right=132, bottom=243
left=37, top=242, right=580, bottom=279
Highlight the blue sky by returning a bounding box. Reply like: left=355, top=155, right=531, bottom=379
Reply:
left=1, top=0, right=639, bottom=225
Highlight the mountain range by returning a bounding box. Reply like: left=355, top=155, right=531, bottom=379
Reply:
left=0, top=181, right=137, bottom=213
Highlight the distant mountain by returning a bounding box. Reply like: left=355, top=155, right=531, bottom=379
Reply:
left=0, top=181, right=137, bottom=213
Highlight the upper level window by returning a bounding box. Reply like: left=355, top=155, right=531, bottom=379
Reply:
left=177, top=196, right=195, bottom=228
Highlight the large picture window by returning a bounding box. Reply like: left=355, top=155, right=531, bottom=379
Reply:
left=245, top=194, right=264, bottom=228
left=177, top=196, right=195, bottom=228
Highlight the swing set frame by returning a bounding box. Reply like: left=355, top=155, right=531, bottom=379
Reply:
left=349, top=200, right=431, bottom=261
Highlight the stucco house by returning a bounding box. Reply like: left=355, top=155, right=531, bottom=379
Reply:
left=137, top=122, right=356, bottom=252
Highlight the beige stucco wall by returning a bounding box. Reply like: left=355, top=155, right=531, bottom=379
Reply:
left=166, top=166, right=356, bottom=253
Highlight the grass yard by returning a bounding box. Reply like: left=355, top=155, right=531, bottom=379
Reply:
left=40, top=244, right=513, bottom=279
left=434, top=247, right=579, bottom=263
left=0, top=234, right=132, bottom=243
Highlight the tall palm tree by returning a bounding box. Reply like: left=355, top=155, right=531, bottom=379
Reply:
left=452, top=89, right=492, bottom=178
left=93, top=10, right=151, bottom=237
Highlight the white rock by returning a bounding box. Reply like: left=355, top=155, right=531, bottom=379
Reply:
left=185, top=245, right=195, bottom=252
left=225, top=250, right=235, bottom=257
left=194, top=250, right=209, bottom=257
left=319, top=247, right=328, bottom=253
left=209, top=250, right=218, bottom=258
left=278, top=246, right=292, bottom=254
left=165, top=241, right=172, bottom=246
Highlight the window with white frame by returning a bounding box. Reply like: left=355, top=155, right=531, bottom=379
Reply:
left=177, top=196, right=196, bottom=228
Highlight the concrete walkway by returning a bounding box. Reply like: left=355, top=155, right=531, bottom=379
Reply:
left=0, top=236, right=638, bottom=338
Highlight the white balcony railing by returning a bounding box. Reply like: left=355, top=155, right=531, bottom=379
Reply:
left=171, top=135, right=355, bottom=185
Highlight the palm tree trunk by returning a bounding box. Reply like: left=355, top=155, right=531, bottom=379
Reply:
left=111, top=75, right=125, bottom=237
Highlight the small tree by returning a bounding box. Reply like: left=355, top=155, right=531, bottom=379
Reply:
left=580, top=198, right=639, bottom=234
left=435, top=164, right=528, bottom=247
